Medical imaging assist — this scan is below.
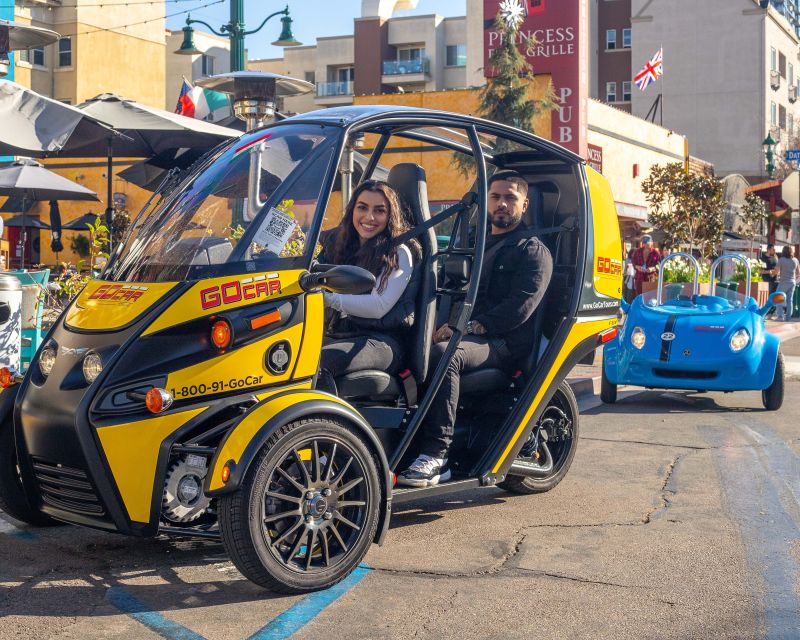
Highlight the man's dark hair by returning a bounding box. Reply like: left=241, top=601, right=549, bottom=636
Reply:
left=767, top=243, right=775, bottom=250
left=488, top=170, right=529, bottom=197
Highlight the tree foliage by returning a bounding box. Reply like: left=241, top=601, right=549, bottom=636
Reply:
left=455, top=11, right=557, bottom=174
left=641, top=163, right=725, bottom=257
left=736, top=192, right=769, bottom=255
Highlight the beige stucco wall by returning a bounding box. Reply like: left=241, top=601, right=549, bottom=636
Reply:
left=248, top=48, right=319, bottom=115
left=165, top=30, right=230, bottom=110
left=588, top=98, right=687, bottom=211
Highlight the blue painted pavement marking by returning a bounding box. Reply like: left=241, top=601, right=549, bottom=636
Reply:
left=0, top=514, right=40, bottom=541
left=106, top=587, right=207, bottom=640
left=248, top=565, right=370, bottom=640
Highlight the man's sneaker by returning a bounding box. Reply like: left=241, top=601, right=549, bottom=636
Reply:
left=397, top=454, right=451, bottom=487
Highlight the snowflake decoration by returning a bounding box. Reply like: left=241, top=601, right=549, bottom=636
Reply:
left=499, top=0, right=526, bottom=30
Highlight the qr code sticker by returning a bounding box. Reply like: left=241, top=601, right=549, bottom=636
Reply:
left=254, top=207, right=297, bottom=254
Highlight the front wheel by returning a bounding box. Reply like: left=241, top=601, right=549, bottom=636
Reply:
left=219, top=417, right=382, bottom=594
left=499, top=381, right=579, bottom=495
left=600, top=364, right=617, bottom=404
left=0, top=418, right=58, bottom=526
left=762, top=352, right=785, bottom=411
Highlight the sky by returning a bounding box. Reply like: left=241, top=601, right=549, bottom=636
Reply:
left=166, top=0, right=466, bottom=61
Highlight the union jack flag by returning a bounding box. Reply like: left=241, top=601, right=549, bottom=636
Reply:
left=634, top=48, right=663, bottom=91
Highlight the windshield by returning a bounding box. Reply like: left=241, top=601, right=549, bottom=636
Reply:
left=641, top=283, right=749, bottom=312
left=108, top=123, right=340, bottom=282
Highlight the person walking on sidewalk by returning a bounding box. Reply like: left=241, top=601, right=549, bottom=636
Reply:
left=776, top=245, right=800, bottom=321
left=632, top=235, right=661, bottom=295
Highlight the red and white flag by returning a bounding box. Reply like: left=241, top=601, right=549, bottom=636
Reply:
left=634, top=48, right=663, bottom=91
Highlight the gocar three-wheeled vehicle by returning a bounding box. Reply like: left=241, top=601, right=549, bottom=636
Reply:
left=0, top=106, right=622, bottom=593
left=602, top=252, right=785, bottom=410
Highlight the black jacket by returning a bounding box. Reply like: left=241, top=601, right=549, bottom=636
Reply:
left=472, top=226, right=553, bottom=356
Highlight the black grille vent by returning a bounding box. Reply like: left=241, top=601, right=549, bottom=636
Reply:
left=653, top=369, right=718, bottom=380
left=32, top=458, right=106, bottom=517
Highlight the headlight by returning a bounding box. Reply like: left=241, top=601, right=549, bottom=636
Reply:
left=631, top=326, right=646, bottom=349
left=730, top=329, right=750, bottom=352
left=82, top=351, right=103, bottom=383
left=39, top=346, right=57, bottom=377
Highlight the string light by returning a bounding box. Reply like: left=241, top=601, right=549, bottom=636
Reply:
left=0, top=0, right=200, bottom=7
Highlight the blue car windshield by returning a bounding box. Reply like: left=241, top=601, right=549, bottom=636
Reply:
left=108, top=124, right=340, bottom=283
left=641, top=283, right=749, bottom=313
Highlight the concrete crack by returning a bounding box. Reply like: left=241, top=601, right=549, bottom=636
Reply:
left=642, top=453, right=681, bottom=524
left=581, top=436, right=707, bottom=450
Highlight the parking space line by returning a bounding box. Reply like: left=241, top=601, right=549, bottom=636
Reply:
left=106, top=587, right=207, bottom=640
left=247, top=566, right=370, bottom=640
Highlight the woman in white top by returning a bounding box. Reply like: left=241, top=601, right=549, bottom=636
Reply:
left=318, top=180, right=418, bottom=394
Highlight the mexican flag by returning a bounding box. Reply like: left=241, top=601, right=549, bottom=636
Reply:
left=175, top=78, right=230, bottom=121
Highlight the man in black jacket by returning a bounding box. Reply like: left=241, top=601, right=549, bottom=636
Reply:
left=398, top=170, right=553, bottom=486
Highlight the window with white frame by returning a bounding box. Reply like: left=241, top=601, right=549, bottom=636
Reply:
left=771, top=47, right=777, bottom=72
left=58, top=37, right=71, bottom=67
left=790, top=63, right=795, bottom=87
left=622, top=81, right=632, bottom=102
left=201, top=54, right=214, bottom=76
left=606, top=29, right=617, bottom=50
left=445, top=44, right=467, bottom=67
left=337, top=67, right=354, bottom=84
left=771, top=101, right=777, bottom=126
left=789, top=113, right=794, bottom=137
left=398, top=47, right=425, bottom=62
left=622, top=28, right=632, bottom=49
left=606, top=81, right=617, bottom=102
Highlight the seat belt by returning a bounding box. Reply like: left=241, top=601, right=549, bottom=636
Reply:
left=392, top=192, right=478, bottom=247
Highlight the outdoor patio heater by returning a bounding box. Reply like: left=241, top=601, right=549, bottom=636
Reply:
left=196, top=71, right=312, bottom=132
left=0, top=20, right=59, bottom=78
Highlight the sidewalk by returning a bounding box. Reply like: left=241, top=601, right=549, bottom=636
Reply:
left=565, top=318, right=800, bottom=399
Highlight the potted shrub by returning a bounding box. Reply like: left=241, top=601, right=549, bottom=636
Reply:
left=733, top=258, right=769, bottom=305
left=644, top=256, right=711, bottom=296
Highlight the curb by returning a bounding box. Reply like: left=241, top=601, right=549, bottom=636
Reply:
left=567, top=376, right=598, bottom=399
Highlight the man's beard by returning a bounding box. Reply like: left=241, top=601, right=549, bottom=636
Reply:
left=490, top=209, right=522, bottom=229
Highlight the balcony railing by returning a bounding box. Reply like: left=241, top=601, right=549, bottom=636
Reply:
left=382, top=58, right=430, bottom=75
left=316, top=81, right=354, bottom=97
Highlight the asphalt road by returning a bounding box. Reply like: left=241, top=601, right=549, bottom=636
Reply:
left=3, top=364, right=800, bottom=639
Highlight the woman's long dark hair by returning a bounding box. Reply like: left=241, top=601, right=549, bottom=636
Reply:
left=329, top=180, right=411, bottom=293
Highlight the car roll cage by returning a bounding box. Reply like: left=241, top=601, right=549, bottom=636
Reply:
left=656, top=252, right=700, bottom=305
left=710, top=254, right=750, bottom=297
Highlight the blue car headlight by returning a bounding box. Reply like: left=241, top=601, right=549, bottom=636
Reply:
left=730, top=329, right=750, bottom=352
left=631, top=326, right=646, bottom=349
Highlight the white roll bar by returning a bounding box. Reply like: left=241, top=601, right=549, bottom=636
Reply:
left=656, top=252, right=700, bottom=305
left=710, top=254, right=750, bottom=297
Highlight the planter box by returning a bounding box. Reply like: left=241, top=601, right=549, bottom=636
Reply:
left=738, top=281, right=770, bottom=306
left=642, top=281, right=710, bottom=296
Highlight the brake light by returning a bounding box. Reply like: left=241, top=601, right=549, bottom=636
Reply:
left=211, top=319, right=232, bottom=350
left=598, top=327, right=618, bottom=344
left=145, top=388, right=173, bottom=413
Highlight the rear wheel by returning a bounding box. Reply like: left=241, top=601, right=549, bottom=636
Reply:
left=219, top=417, right=381, bottom=594
left=762, top=352, right=784, bottom=411
left=600, top=365, right=617, bottom=404
left=0, top=419, right=58, bottom=526
left=499, top=381, right=579, bottom=495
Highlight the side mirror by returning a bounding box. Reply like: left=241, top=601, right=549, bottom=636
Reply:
left=759, top=291, right=786, bottom=316
left=300, top=265, right=375, bottom=294
left=0, top=301, right=10, bottom=324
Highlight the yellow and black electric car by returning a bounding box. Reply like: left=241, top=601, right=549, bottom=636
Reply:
left=0, top=107, right=622, bottom=593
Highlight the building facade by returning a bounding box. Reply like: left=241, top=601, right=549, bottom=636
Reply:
left=164, top=29, right=230, bottom=114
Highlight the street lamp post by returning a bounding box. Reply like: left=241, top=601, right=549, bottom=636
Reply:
left=175, top=3, right=301, bottom=72
left=763, top=133, right=777, bottom=180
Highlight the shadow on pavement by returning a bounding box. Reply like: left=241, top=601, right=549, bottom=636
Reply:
left=583, top=390, right=766, bottom=416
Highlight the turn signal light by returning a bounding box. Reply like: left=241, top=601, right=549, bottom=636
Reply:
left=145, top=387, right=173, bottom=413
left=221, top=460, right=235, bottom=483
left=0, top=367, right=13, bottom=389
left=211, top=319, right=232, bottom=350
left=774, top=293, right=786, bottom=304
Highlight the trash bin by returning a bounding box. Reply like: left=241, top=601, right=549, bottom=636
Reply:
left=0, top=274, right=22, bottom=371
left=793, top=284, right=800, bottom=318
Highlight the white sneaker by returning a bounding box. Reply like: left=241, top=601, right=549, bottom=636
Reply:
left=397, top=454, right=451, bottom=487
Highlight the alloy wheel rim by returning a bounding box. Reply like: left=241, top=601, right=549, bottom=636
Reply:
left=259, top=436, right=370, bottom=574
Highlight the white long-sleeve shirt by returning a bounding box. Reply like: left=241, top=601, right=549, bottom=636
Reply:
left=323, top=244, right=414, bottom=319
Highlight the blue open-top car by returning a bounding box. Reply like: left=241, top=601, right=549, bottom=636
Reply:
left=602, top=253, right=785, bottom=410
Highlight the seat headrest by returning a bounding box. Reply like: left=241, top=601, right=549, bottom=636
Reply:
left=387, top=163, right=431, bottom=225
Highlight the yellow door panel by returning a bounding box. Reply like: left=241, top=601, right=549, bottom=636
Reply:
left=208, top=391, right=355, bottom=492
left=97, top=408, right=206, bottom=523
left=143, top=270, right=306, bottom=335
left=586, top=168, right=623, bottom=300
left=66, top=281, right=177, bottom=331
left=294, top=292, right=324, bottom=379
left=165, top=323, right=305, bottom=401
left=492, top=317, right=617, bottom=473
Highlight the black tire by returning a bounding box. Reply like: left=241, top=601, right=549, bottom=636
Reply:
left=762, top=352, right=785, bottom=411
left=499, top=381, right=580, bottom=495
left=0, top=418, right=58, bottom=526
left=219, top=417, right=381, bottom=594
left=600, top=365, right=617, bottom=404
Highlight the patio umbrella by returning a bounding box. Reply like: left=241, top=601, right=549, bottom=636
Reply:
left=74, top=93, right=239, bottom=244
left=118, top=147, right=207, bottom=192
left=62, top=212, right=103, bottom=231
left=0, top=159, right=98, bottom=267
left=3, top=215, right=50, bottom=229
left=0, top=80, right=116, bottom=157
left=49, top=200, right=63, bottom=255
